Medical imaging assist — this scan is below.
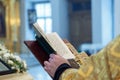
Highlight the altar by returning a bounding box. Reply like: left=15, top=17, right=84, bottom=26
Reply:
left=0, top=72, right=33, bottom=80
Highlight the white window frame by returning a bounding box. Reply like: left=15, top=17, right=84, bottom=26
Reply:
left=35, top=2, right=52, bottom=33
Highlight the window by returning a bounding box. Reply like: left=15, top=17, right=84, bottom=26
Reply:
left=35, top=2, right=52, bottom=33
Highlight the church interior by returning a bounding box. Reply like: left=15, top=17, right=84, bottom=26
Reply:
left=0, top=0, right=120, bottom=80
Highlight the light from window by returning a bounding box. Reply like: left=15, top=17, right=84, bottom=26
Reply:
left=45, top=3, right=51, bottom=17
left=35, top=3, right=52, bottom=33
left=37, top=19, right=45, bottom=30
left=46, top=18, right=52, bottom=33
left=36, top=4, right=45, bottom=17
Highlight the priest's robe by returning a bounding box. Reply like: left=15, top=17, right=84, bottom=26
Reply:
left=59, top=35, right=120, bottom=80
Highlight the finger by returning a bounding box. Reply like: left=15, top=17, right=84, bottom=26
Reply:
left=44, top=66, right=51, bottom=74
left=44, top=66, right=47, bottom=70
left=44, top=61, right=50, bottom=67
left=44, top=66, right=50, bottom=71
left=44, top=63, right=52, bottom=74
left=44, top=66, right=53, bottom=77
left=49, top=58, right=53, bottom=63
left=50, top=54, right=55, bottom=58
left=44, top=61, right=52, bottom=71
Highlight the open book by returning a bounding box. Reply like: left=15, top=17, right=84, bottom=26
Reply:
left=33, top=23, right=75, bottom=59
left=24, top=22, right=79, bottom=68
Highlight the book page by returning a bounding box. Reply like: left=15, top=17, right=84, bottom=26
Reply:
left=33, top=23, right=56, bottom=52
left=46, top=32, right=75, bottom=59
left=33, top=22, right=75, bottom=59
left=33, top=23, right=51, bottom=44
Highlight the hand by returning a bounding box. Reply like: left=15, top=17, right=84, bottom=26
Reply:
left=44, top=54, right=70, bottom=77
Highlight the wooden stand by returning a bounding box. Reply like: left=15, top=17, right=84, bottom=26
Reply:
left=24, top=40, right=79, bottom=68
left=24, top=41, right=49, bottom=66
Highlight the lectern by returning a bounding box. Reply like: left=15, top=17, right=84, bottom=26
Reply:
left=24, top=40, right=79, bottom=68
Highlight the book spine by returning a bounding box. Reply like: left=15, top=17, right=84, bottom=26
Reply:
left=35, top=36, right=56, bottom=55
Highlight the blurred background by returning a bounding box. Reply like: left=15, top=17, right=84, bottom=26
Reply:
left=0, top=0, right=120, bottom=79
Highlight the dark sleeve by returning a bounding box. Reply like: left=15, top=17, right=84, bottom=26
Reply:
left=53, top=63, right=72, bottom=80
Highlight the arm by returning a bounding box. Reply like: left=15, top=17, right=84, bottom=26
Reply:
left=53, top=63, right=71, bottom=80
left=59, top=35, right=120, bottom=80
left=44, top=54, right=80, bottom=80
left=44, top=35, right=120, bottom=80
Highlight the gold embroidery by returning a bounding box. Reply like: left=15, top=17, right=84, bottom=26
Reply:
left=110, top=41, right=120, bottom=57
left=60, top=35, right=120, bottom=80
left=78, top=65, right=93, bottom=77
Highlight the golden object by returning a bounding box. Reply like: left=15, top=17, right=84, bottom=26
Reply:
left=0, top=0, right=20, bottom=53
left=60, top=35, right=120, bottom=80
left=65, top=40, right=89, bottom=65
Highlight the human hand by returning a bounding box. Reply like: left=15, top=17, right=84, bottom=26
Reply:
left=44, top=54, right=70, bottom=77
